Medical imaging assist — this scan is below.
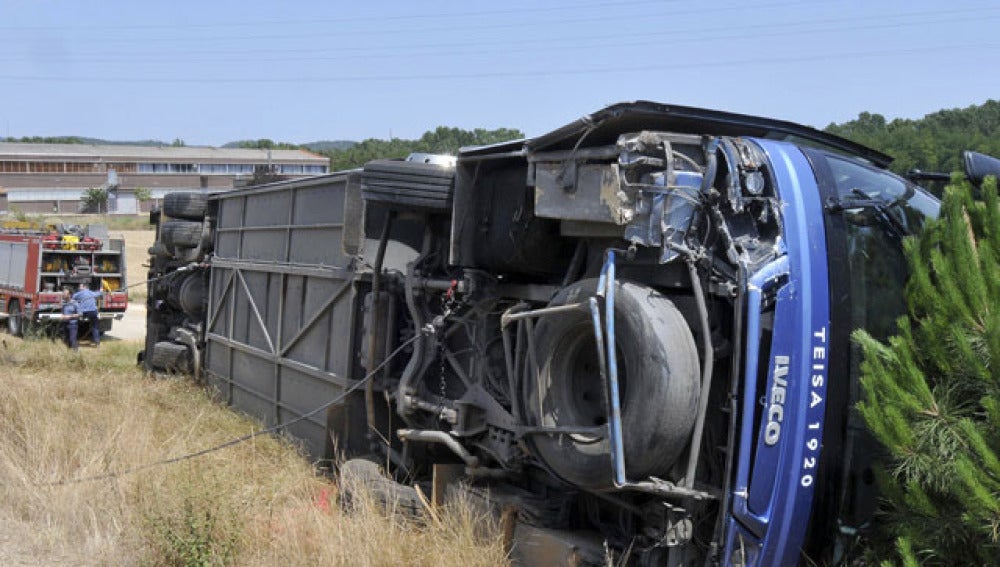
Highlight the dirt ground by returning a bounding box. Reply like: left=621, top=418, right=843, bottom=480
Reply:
left=106, top=302, right=146, bottom=342
left=102, top=230, right=154, bottom=342
left=112, top=230, right=155, bottom=299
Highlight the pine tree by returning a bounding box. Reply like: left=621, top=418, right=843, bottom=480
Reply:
left=855, top=175, right=1000, bottom=566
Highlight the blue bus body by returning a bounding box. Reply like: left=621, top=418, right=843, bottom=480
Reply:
left=145, top=102, right=940, bottom=566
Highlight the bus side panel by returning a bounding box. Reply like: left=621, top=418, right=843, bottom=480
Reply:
left=203, top=175, right=361, bottom=458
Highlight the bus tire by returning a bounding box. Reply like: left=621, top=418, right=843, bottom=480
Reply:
left=361, top=159, right=455, bottom=212
left=149, top=341, right=191, bottom=373
left=161, top=220, right=203, bottom=250
left=163, top=193, right=208, bottom=220
left=339, top=458, right=423, bottom=517
left=522, top=278, right=700, bottom=489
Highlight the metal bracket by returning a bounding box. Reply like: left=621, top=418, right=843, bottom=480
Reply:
left=499, top=300, right=605, bottom=441
left=594, top=249, right=714, bottom=501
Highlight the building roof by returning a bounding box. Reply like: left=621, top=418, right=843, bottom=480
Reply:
left=0, top=142, right=327, bottom=164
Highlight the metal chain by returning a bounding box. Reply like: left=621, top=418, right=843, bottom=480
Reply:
left=437, top=280, right=460, bottom=405
left=438, top=341, right=448, bottom=403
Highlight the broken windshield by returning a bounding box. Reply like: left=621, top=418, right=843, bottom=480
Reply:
left=825, top=154, right=940, bottom=237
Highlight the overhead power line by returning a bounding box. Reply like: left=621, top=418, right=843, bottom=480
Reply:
left=0, top=1, right=817, bottom=46
left=0, top=11, right=995, bottom=66
left=0, top=3, right=993, bottom=60
left=2, top=43, right=997, bottom=85
left=0, top=0, right=672, bottom=32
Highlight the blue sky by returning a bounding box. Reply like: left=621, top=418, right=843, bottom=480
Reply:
left=0, top=0, right=997, bottom=146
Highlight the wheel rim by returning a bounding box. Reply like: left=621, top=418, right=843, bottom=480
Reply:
left=549, top=324, right=629, bottom=430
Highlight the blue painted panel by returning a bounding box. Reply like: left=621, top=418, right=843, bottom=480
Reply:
left=726, top=139, right=831, bottom=566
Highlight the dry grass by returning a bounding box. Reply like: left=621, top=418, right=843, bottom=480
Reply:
left=44, top=214, right=154, bottom=232
left=0, top=338, right=508, bottom=566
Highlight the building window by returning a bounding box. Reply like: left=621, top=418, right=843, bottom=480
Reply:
left=200, top=164, right=228, bottom=174
left=137, top=163, right=170, bottom=173
left=191, top=163, right=254, bottom=175
left=274, top=164, right=327, bottom=175
left=65, top=162, right=98, bottom=173
left=29, top=162, right=65, bottom=173
left=0, top=161, right=28, bottom=173
left=106, top=162, right=137, bottom=173
left=138, top=163, right=195, bottom=174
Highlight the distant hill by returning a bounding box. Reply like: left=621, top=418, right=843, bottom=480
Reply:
left=302, top=140, right=356, bottom=152
left=825, top=99, right=1000, bottom=175
left=2, top=136, right=353, bottom=150
left=216, top=128, right=526, bottom=170
left=317, top=126, right=525, bottom=170
left=220, top=139, right=357, bottom=152
left=79, top=137, right=179, bottom=146
left=10, top=99, right=1000, bottom=176
left=2, top=136, right=177, bottom=146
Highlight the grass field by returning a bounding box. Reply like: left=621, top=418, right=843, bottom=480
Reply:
left=5, top=213, right=155, bottom=232
left=65, top=214, right=154, bottom=231
left=0, top=338, right=507, bottom=566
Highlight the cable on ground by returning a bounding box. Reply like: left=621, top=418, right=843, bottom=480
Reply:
left=40, top=333, right=421, bottom=486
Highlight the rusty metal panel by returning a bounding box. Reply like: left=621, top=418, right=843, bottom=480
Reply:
left=204, top=174, right=360, bottom=458
left=534, top=162, right=631, bottom=224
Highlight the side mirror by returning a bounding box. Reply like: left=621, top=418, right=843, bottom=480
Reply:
left=963, top=151, right=1000, bottom=186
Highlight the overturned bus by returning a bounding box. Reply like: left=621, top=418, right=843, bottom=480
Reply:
left=142, top=101, right=947, bottom=565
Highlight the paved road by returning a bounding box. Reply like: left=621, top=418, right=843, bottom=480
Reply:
left=106, top=302, right=146, bottom=342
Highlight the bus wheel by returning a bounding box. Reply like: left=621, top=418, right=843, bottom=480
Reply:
left=521, top=278, right=700, bottom=489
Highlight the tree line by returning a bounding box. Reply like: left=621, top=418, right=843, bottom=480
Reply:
left=308, top=99, right=1000, bottom=174
left=825, top=99, right=1000, bottom=176
left=10, top=98, right=999, bottom=179
left=316, top=126, right=525, bottom=170
left=218, top=127, right=524, bottom=170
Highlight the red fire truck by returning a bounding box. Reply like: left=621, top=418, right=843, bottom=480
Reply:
left=0, top=222, right=128, bottom=337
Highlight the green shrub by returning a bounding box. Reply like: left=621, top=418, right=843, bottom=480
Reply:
left=81, top=187, right=108, bottom=213
left=147, top=498, right=238, bottom=567
left=856, top=175, right=1000, bottom=565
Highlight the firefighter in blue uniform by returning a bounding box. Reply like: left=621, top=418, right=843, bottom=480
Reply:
left=61, top=289, right=80, bottom=350
left=72, top=281, right=103, bottom=346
